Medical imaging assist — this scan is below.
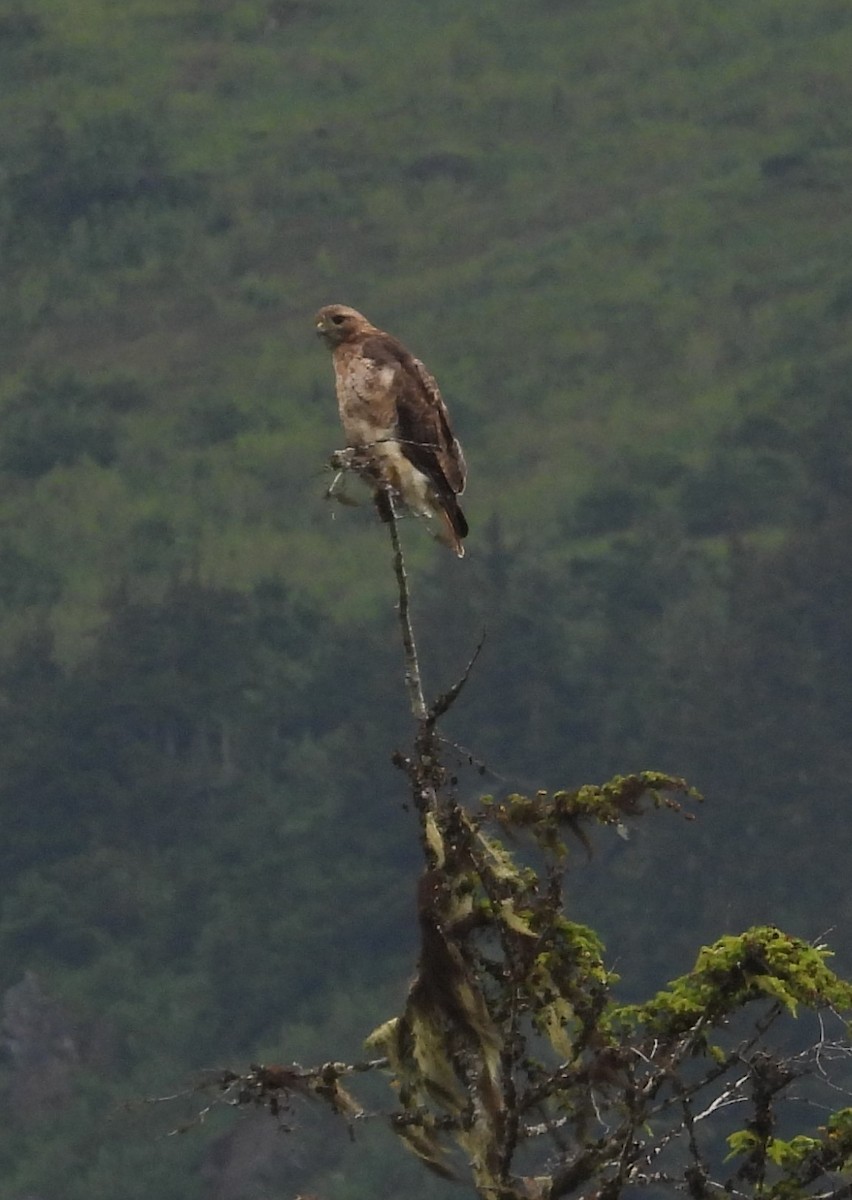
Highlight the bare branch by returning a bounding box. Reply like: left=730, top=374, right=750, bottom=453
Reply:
left=385, top=493, right=427, bottom=722
left=428, top=629, right=486, bottom=725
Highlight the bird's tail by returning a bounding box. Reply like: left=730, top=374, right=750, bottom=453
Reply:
left=437, top=496, right=468, bottom=558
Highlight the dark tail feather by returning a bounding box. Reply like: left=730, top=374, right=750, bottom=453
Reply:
left=375, top=480, right=467, bottom=557
left=438, top=495, right=468, bottom=558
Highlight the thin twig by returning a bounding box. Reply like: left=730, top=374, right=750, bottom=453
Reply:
left=427, top=629, right=487, bottom=725
left=437, top=735, right=504, bottom=781
left=386, top=493, right=427, bottom=721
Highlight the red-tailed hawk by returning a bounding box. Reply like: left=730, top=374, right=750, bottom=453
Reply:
left=315, top=304, right=468, bottom=557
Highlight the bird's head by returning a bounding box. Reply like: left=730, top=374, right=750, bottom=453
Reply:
left=314, top=304, right=371, bottom=347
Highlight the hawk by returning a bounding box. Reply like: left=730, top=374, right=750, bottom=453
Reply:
left=315, top=304, right=468, bottom=557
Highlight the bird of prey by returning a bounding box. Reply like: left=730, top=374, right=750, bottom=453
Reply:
left=315, top=304, right=468, bottom=557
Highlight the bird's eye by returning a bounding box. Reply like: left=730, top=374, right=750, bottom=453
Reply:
left=331, top=314, right=345, bottom=325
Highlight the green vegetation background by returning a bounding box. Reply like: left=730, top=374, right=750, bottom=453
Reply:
left=1, top=0, right=851, bottom=1195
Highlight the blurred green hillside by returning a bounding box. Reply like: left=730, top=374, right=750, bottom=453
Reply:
left=1, top=1, right=852, bottom=1197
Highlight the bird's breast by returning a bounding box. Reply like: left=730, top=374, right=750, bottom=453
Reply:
left=334, top=355, right=399, bottom=446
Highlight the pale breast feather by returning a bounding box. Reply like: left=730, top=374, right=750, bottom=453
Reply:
left=334, top=349, right=401, bottom=445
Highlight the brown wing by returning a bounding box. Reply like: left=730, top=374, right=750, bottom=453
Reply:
left=405, top=356, right=467, bottom=496
left=359, top=334, right=466, bottom=500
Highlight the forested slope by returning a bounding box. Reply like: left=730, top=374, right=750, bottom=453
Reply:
left=1, top=2, right=852, bottom=1197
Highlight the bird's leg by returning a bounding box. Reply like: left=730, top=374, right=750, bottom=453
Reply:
left=325, top=446, right=368, bottom=507
left=329, top=447, right=359, bottom=472
left=326, top=447, right=404, bottom=521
